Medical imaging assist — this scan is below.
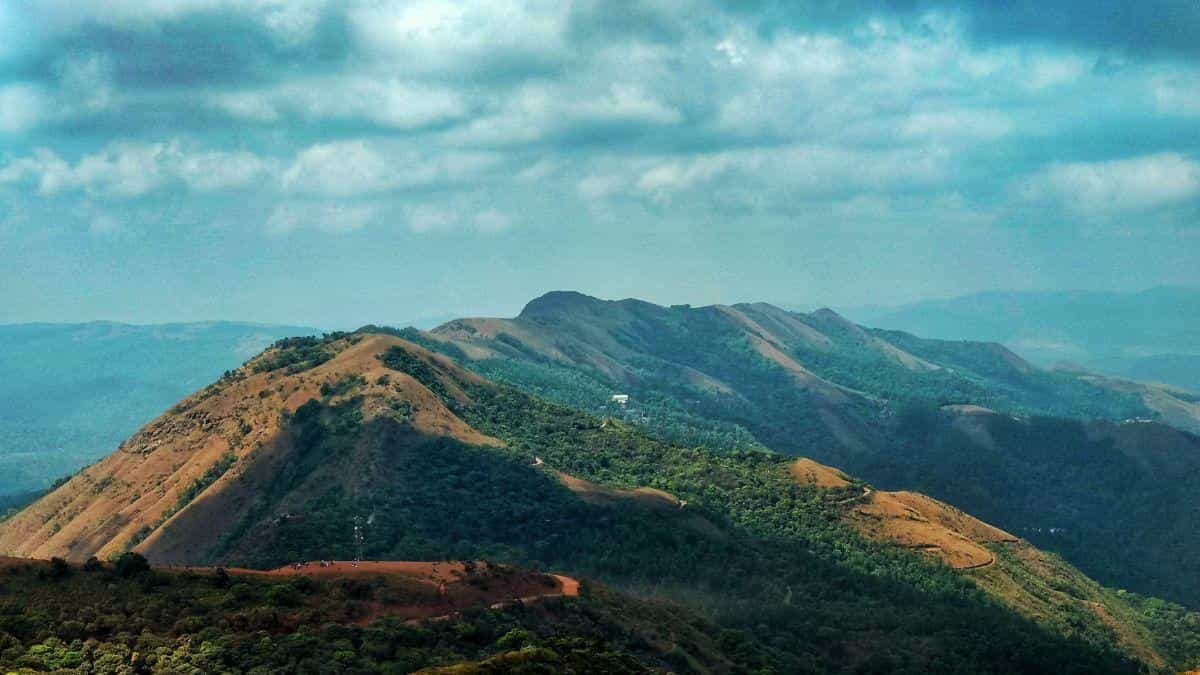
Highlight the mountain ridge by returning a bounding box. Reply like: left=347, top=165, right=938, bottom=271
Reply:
left=839, top=286, right=1200, bottom=392
left=2, top=329, right=1193, bottom=671
left=420, top=291, right=1200, bottom=607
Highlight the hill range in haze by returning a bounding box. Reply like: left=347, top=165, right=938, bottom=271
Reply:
left=839, top=287, right=1200, bottom=393
left=4, top=293, right=1200, bottom=671
left=0, top=321, right=316, bottom=498
left=3, top=330, right=1199, bottom=672
left=420, top=292, right=1200, bottom=608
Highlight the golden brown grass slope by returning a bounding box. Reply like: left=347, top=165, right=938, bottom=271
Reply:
left=790, top=456, right=1167, bottom=668
left=0, top=335, right=498, bottom=564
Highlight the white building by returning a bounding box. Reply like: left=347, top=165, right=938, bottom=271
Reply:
left=610, top=394, right=629, bottom=406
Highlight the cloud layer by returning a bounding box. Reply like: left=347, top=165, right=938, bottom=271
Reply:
left=1, top=0, right=1197, bottom=323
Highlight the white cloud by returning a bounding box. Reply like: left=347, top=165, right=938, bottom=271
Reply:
left=1024, top=153, right=1200, bottom=214
left=349, top=0, right=568, bottom=75
left=282, top=140, right=501, bottom=196
left=473, top=209, right=510, bottom=232
left=900, top=109, right=1013, bottom=141
left=55, top=53, right=115, bottom=113
left=176, top=150, right=276, bottom=191
left=211, top=92, right=280, bottom=122
left=1153, top=74, right=1200, bottom=116
left=88, top=211, right=122, bottom=235
left=571, top=83, right=681, bottom=125
left=714, top=38, right=747, bottom=66
left=448, top=78, right=681, bottom=148
left=31, top=0, right=330, bottom=46
left=637, top=157, right=729, bottom=202
left=282, top=140, right=399, bottom=196
left=0, top=84, right=49, bottom=134
left=405, top=200, right=513, bottom=233
left=403, top=204, right=511, bottom=234
left=214, top=77, right=467, bottom=129
left=0, top=141, right=274, bottom=197
left=576, top=173, right=627, bottom=201
left=406, top=204, right=456, bottom=233
left=266, top=201, right=376, bottom=235
left=1022, top=53, right=1088, bottom=91
left=0, top=148, right=73, bottom=194
left=602, top=144, right=953, bottom=206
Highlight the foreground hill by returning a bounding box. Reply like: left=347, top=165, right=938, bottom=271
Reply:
left=843, top=286, right=1200, bottom=392
left=4, top=331, right=1199, bottom=672
left=0, top=321, right=316, bottom=497
left=419, top=292, right=1200, bottom=607
left=0, top=555, right=734, bottom=673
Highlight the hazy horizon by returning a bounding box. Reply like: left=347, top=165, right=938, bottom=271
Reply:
left=2, top=284, right=1196, bottom=332
left=3, top=2, right=1198, bottom=327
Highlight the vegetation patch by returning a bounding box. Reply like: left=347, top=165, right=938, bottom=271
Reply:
left=253, top=334, right=349, bottom=374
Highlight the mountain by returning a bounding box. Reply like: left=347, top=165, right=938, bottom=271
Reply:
left=0, top=555, right=757, bottom=673
left=418, top=292, right=1200, bottom=607
left=0, top=321, right=317, bottom=497
left=841, top=287, right=1200, bottom=392
left=3, top=330, right=1197, bottom=672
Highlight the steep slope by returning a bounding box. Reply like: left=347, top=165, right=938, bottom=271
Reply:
left=429, top=292, right=1153, bottom=456
left=418, top=292, right=1200, bottom=608
left=434, top=293, right=890, bottom=457
left=874, top=404, right=1200, bottom=608
left=0, top=320, right=317, bottom=497
left=2, top=331, right=1194, bottom=671
left=0, top=333, right=495, bottom=563
left=1057, top=365, right=1200, bottom=434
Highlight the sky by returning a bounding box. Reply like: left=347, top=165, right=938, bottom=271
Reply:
left=1, top=1, right=1198, bottom=328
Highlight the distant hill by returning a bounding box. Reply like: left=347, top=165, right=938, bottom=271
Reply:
left=419, top=291, right=1200, bottom=607
left=3, top=330, right=1195, bottom=672
left=0, top=321, right=316, bottom=496
left=841, top=287, right=1200, bottom=392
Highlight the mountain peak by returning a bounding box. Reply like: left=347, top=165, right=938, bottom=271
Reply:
left=518, top=291, right=607, bottom=318
left=810, top=307, right=849, bottom=322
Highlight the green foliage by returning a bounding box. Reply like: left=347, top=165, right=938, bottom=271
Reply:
left=379, top=346, right=452, bottom=401
left=436, top=303, right=1194, bottom=610
left=0, top=560, right=756, bottom=674
left=252, top=333, right=353, bottom=374
left=874, top=406, right=1200, bottom=608
left=1122, top=591, right=1200, bottom=671
left=470, top=357, right=767, bottom=454
left=206, top=365, right=1160, bottom=673
left=321, top=374, right=366, bottom=398
left=113, top=552, right=150, bottom=578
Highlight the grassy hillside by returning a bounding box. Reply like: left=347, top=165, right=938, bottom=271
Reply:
left=0, top=321, right=316, bottom=497
left=417, top=292, right=1200, bottom=608
left=873, top=405, right=1200, bottom=608
left=5, top=331, right=1198, bottom=672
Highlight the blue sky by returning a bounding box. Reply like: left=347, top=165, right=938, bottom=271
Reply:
left=1, top=1, right=1198, bottom=328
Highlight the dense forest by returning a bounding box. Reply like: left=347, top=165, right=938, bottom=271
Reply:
left=417, top=297, right=1200, bottom=609
left=6, top=330, right=1200, bottom=673
left=0, top=555, right=744, bottom=673
left=178, top=336, right=1198, bottom=673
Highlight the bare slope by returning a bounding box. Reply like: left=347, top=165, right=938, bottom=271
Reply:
left=0, top=334, right=496, bottom=563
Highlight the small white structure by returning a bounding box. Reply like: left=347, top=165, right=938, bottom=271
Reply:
left=610, top=394, right=629, bottom=406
